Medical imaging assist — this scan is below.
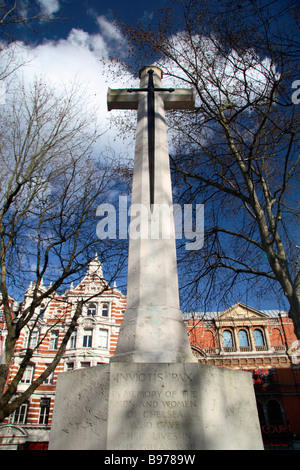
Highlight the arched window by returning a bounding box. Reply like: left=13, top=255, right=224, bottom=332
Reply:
left=39, top=304, right=46, bottom=319
left=223, top=330, right=234, bottom=348
left=267, top=400, right=283, bottom=425
left=68, top=330, right=77, bottom=349
left=253, top=329, right=265, bottom=347
left=87, top=303, right=97, bottom=316
left=238, top=329, right=249, bottom=348
left=9, top=402, right=29, bottom=425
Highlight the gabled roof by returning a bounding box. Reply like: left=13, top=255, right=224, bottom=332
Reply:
left=215, top=302, right=269, bottom=320
left=183, top=302, right=286, bottom=321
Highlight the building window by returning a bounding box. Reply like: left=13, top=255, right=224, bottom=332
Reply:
left=87, top=303, right=97, bottom=316
left=39, top=398, right=51, bottom=425
left=83, top=329, right=93, bottom=348
left=80, top=362, right=90, bottom=368
left=238, top=329, right=250, bottom=348
left=253, top=329, right=265, bottom=347
left=20, top=364, right=34, bottom=384
left=267, top=400, right=283, bottom=425
left=26, top=329, right=39, bottom=349
left=44, top=366, right=54, bottom=385
left=101, top=303, right=109, bottom=317
left=49, top=331, right=59, bottom=350
left=66, top=362, right=74, bottom=371
left=69, top=330, right=77, bottom=349
left=99, top=329, right=108, bottom=349
left=223, top=330, right=234, bottom=348
left=9, top=402, right=29, bottom=424
left=39, top=303, right=46, bottom=319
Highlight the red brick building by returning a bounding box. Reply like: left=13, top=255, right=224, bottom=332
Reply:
left=184, top=302, right=300, bottom=449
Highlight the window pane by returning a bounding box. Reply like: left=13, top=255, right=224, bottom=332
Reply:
left=238, top=330, right=249, bottom=347
left=20, top=365, right=34, bottom=384
left=69, top=331, right=77, bottom=349
left=39, top=398, right=50, bottom=425
left=29, top=330, right=39, bottom=349
left=267, top=400, right=283, bottom=424
left=223, top=330, right=233, bottom=348
left=253, top=329, right=265, bottom=346
left=80, top=362, right=90, bottom=368
left=99, top=329, right=108, bottom=349
left=12, top=403, right=28, bottom=424
left=39, top=304, right=46, bottom=318
left=44, top=366, right=54, bottom=384
left=87, top=303, right=97, bottom=316
left=49, top=331, right=59, bottom=350
left=101, top=303, right=109, bottom=317
left=83, top=329, right=92, bottom=347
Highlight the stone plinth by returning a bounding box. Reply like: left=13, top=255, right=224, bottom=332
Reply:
left=49, top=363, right=263, bottom=450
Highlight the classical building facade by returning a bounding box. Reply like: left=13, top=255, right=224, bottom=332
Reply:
left=184, top=302, right=300, bottom=449
left=1, top=267, right=300, bottom=450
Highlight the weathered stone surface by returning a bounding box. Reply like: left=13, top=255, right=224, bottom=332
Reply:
left=49, top=363, right=263, bottom=450
left=49, top=366, right=110, bottom=450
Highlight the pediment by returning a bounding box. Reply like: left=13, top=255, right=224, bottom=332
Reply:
left=0, top=425, right=28, bottom=437
left=216, top=303, right=268, bottom=321
left=81, top=317, right=96, bottom=327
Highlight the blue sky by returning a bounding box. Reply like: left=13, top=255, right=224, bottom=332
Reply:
left=16, top=0, right=171, bottom=44
left=49, top=0, right=165, bottom=40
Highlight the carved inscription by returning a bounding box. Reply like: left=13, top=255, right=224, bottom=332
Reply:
left=108, top=368, right=201, bottom=450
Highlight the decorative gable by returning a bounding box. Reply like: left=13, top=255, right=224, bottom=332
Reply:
left=216, top=302, right=268, bottom=321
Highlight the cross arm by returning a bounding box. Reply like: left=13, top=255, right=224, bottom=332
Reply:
left=107, top=87, right=195, bottom=111
left=163, top=89, right=195, bottom=110
left=107, top=88, right=140, bottom=111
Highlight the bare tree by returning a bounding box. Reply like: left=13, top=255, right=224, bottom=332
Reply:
left=120, top=0, right=300, bottom=337
left=0, top=73, right=126, bottom=422
left=0, top=0, right=60, bottom=40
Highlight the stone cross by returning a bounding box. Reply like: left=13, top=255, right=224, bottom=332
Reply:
left=107, top=66, right=196, bottom=363
left=127, top=69, right=175, bottom=206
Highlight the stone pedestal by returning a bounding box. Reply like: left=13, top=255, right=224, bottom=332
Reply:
left=49, top=362, right=263, bottom=450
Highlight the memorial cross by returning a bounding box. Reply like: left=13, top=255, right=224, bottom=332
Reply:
left=127, top=69, right=174, bottom=206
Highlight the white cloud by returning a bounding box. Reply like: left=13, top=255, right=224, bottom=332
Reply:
left=97, top=16, right=124, bottom=44
left=0, top=20, right=138, bottom=158
left=157, top=33, right=280, bottom=108
left=37, top=0, right=60, bottom=16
